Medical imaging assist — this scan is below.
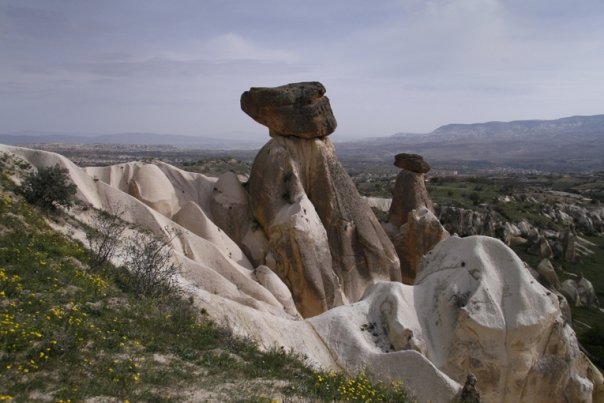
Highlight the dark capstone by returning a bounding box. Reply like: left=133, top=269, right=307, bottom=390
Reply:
left=394, top=153, right=431, bottom=173
left=241, top=82, right=337, bottom=139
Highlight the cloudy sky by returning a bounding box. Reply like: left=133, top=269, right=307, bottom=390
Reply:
left=1, top=0, right=603, bottom=140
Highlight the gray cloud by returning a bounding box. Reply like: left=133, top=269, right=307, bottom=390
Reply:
left=1, top=0, right=603, bottom=137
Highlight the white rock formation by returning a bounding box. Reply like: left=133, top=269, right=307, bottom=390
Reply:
left=1, top=144, right=600, bottom=403
left=416, top=236, right=594, bottom=402
left=561, top=277, right=600, bottom=309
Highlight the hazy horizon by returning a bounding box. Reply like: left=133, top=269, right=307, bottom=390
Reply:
left=1, top=0, right=603, bottom=140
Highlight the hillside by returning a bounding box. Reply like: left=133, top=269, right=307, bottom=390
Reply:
left=0, top=150, right=410, bottom=402
left=1, top=138, right=601, bottom=401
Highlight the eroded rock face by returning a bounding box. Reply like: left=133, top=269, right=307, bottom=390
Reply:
left=209, top=172, right=269, bottom=266
left=415, top=236, right=594, bottom=403
left=386, top=153, right=442, bottom=283
left=248, top=136, right=400, bottom=317
left=392, top=208, right=449, bottom=283
left=128, top=164, right=178, bottom=217
left=4, top=144, right=601, bottom=403
left=561, top=277, right=600, bottom=309
left=536, top=258, right=562, bottom=290
left=242, top=82, right=399, bottom=317
left=388, top=169, right=434, bottom=228
left=240, top=82, right=337, bottom=139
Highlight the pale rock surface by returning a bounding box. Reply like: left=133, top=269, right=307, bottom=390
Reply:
left=561, top=277, right=600, bottom=309
left=518, top=220, right=534, bottom=236
left=254, top=265, right=300, bottom=318
left=172, top=200, right=253, bottom=269
left=363, top=196, right=392, bottom=212
left=247, top=133, right=400, bottom=317
left=415, top=236, right=594, bottom=403
left=209, top=172, right=269, bottom=266
left=2, top=144, right=600, bottom=403
left=126, top=163, right=179, bottom=217
left=536, top=258, right=562, bottom=290
left=309, top=281, right=460, bottom=403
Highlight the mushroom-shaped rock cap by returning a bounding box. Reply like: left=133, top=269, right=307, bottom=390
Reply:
left=241, top=81, right=337, bottom=139
left=394, top=153, right=431, bottom=173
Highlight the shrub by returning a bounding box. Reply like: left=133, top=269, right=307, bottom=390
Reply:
left=17, top=164, right=76, bottom=211
left=86, top=209, right=128, bottom=270
left=121, top=229, right=181, bottom=299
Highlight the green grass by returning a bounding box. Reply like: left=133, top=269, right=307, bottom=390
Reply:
left=179, top=157, right=251, bottom=177
left=0, top=171, right=412, bottom=401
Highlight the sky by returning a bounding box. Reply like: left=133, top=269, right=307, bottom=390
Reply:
left=1, top=0, right=603, bottom=140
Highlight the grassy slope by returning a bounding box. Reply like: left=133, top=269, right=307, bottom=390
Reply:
left=0, top=164, right=411, bottom=401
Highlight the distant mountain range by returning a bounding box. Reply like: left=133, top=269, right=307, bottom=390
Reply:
left=336, top=114, right=604, bottom=172
left=394, top=114, right=604, bottom=143
left=2, top=114, right=603, bottom=171
left=0, top=131, right=263, bottom=150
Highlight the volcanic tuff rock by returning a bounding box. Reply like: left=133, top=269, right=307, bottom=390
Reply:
left=209, top=171, right=269, bottom=267
left=415, top=236, right=596, bottom=403
left=240, top=82, right=337, bottom=139
left=535, top=258, right=562, bottom=291
left=388, top=162, right=434, bottom=229
left=2, top=142, right=601, bottom=402
left=385, top=153, right=442, bottom=283
left=394, top=152, right=431, bottom=174
left=392, top=208, right=449, bottom=284
left=4, top=83, right=603, bottom=402
left=561, top=277, right=600, bottom=309
left=244, top=83, right=400, bottom=317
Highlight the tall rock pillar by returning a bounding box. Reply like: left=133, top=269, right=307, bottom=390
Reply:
left=387, top=153, right=448, bottom=283
left=242, top=82, right=400, bottom=317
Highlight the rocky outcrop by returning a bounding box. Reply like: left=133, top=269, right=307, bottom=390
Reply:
left=386, top=154, right=446, bottom=283
left=438, top=208, right=594, bottom=262
left=392, top=208, right=449, bottom=283
left=544, top=203, right=604, bottom=235
left=127, top=163, right=179, bottom=217
left=311, top=236, right=597, bottom=402
left=3, top=143, right=601, bottom=403
left=388, top=153, right=434, bottom=228
left=240, top=82, right=337, bottom=139
left=536, top=258, right=562, bottom=290
left=438, top=206, right=499, bottom=238
left=209, top=172, right=268, bottom=266
left=561, top=276, right=600, bottom=309
left=415, top=236, right=595, bottom=403
left=243, top=83, right=400, bottom=317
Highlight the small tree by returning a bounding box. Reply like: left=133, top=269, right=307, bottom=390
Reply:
left=17, top=164, right=77, bottom=211
left=122, top=228, right=181, bottom=298
left=86, top=209, right=128, bottom=270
